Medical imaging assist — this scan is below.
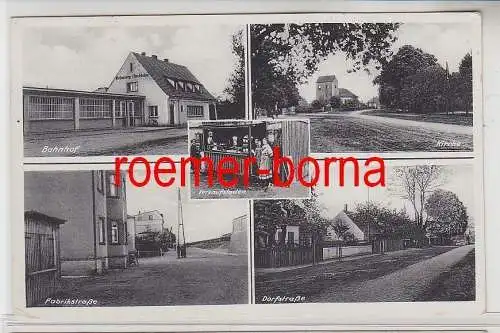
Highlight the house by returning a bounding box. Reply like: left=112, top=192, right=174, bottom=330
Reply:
left=367, top=96, right=381, bottom=109
left=134, top=209, right=165, bottom=234
left=326, top=205, right=380, bottom=242
left=24, top=170, right=130, bottom=276
left=316, top=75, right=339, bottom=102
left=229, top=214, right=248, bottom=253
left=338, top=88, right=359, bottom=105
left=23, top=51, right=217, bottom=134
left=275, top=225, right=300, bottom=245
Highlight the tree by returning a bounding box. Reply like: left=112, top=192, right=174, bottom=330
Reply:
left=252, top=23, right=400, bottom=115
left=375, top=45, right=439, bottom=109
left=458, top=53, right=473, bottom=116
left=425, top=189, right=468, bottom=238
left=331, top=220, right=350, bottom=241
left=220, top=29, right=245, bottom=119
left=400, top=65, right=447, bottom=114
left=390, top=166, right=447, bottom=230
left=329, top=96, right=341, bottom=108
left=311, top=99, right=325, bottom=110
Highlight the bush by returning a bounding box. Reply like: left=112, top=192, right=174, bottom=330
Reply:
left=311, top=99, right=324, bottom=110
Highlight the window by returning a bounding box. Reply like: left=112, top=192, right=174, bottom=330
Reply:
left=287, top=231, right=295, bottom=244
left=98, top=217, right=106, bottom=244
left=177, top=81, right=184, bottom=90
left=129, top=62, right=133, bottom=72
left=115, top=101, right=126, bottom=118
left=318, top=86, right=322, bottom=90
left=111, top=221, right=119, bottom=244
left=96, top=170, right=104, bottom=193
left=108, top=174, right=119, bottom=197
left=186, top=83, right=193, bottom=92
left=27, top=95, right=74, bottom=120
left=79, top=98, right=113, bottom=118
left=187, top=105, right=204, bottom=118
left=148, top=215, right=153, bottom=220
left=127, top=82, right=138, bottom=93
left=148, top=106, right=158, bottom=118
left=194, top=84, right=200, bottom=92
left=166, top=78, right=175, bottom=87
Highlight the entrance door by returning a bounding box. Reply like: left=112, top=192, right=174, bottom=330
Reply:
left=127, top=102, right=135, bottom=127
left=209, top=104, right=216, bottom=120
left=169, top=103, right=175, bottom=126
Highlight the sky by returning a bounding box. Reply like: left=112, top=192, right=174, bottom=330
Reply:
left=298, top=22, right=476, bottom=103
left=22, top=24, right=242, bottom=98
left=126, top=177, right=248, bottom=243
left=315, top=163, right=475, bottom=224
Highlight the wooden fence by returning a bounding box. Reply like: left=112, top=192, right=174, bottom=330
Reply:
left=255, top=245, right=322, bottom=268
left=372, top=238, right=405, bottom=254
left=25, top=211, right=65, bottom=306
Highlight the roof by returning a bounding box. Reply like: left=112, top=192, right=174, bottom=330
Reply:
left=23, top=86, right=145, bottom=99
left=338, top=88, right=358, bottom=98
left=368, top=97, right=380, bottom=104
left=25, top=210, right=66, bottom=225
left=316, top=75, right=337, bottom=83
left=132, top=52, right=216, bottom=101
left=344, top=210, right=381, bottom=235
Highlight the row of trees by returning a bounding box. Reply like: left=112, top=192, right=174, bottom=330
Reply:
left=135, top=229, right=176, bottom=255
left=375, top=45, right=473, bottom=115
left=254, top=165, right=470, bottom=249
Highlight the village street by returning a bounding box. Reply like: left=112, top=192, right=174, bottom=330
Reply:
left=286, top=110, right=473, bottom=153
left=44, top=247, right=248, bottom=307
left=24, top=127, right=188, bottom=157
left=256, top=245, right=474, bottom=303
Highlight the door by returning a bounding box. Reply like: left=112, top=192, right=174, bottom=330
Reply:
left=209, top=104, right=216, bottom=120
left=127, top=102, right=135, bottom=127
left=169, top=103, right=175, bottom=126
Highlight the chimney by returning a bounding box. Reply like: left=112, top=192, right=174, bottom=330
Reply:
left=163, top=58, right=169, bottom=63
left=140, top=52, right=146, bottom=56
left=344, top=204, right=348, bottom=212
left=152, top=54, right=158, bottom=60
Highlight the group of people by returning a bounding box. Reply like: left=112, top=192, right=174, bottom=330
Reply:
left=189, top=130, right=288, bottom=191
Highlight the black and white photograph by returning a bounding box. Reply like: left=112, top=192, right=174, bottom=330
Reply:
left=251, top=20, right=478, bottom=153
left=24, top=170, right=249, bottom=307
left=254, top=162, right=475, bottom=303
left=19, top=19, right=246, bottom=157
left=188, top=119, right=311, bottom=200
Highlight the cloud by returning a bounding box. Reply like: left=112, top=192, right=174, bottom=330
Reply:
left=22, top=24, right=242, bottom=96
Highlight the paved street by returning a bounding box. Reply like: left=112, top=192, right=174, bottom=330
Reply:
left=44, top=247, right=248, bottom=307
left=284, top=111, right=473, bottom=153
left=256, top=246, right=474, bottom=303
left=24, top=127, right=188, bottom=157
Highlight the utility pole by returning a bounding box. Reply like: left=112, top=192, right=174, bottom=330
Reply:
left=177, top=188, right=186, bottom=259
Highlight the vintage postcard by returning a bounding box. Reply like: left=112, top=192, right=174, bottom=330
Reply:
left=188, top=119, right=311, bottom=200
left=9, top=11, right=483, bottom=326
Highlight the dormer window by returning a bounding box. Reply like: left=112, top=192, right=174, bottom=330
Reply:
left=177, top=81, right=184, bottom=90
left=194, top=84, right=200, bottom=92
left=186, top=83, right=193, bottom=92
left=167, top=78, right=175, bottom=87
left=130, top=62, right=133, bottom=72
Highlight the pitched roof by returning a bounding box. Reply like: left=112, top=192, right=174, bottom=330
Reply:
left=344, top=210, right=381, bottom=235
left=132, top=52, right=216, bottom=101
left=339, top=88, right=358, bottom=98
left=316, top=75, right=337, bottom=83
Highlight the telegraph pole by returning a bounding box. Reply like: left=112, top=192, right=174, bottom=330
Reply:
left=177, top=188, right=186, bottom=259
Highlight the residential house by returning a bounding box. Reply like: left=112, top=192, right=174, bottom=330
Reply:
left=338, top=88, right=359, bottom=105
left=24, top=170, right=129, bottom=276
left=134, top=209, right=165, bottom=234
left=367, top=96, right=381, bottom=109
left=326, top=205, right=380, bottom=242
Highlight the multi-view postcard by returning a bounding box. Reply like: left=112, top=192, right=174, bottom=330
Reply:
left=10, top=11, right=482, bottom=325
